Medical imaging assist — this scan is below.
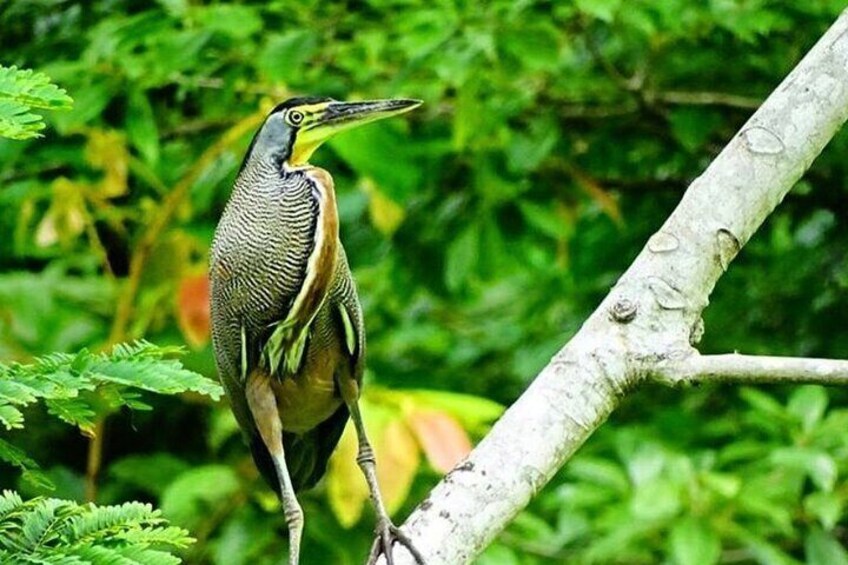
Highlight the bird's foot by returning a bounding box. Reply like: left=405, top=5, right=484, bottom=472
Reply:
left=366, top=518, right=424, bottom=565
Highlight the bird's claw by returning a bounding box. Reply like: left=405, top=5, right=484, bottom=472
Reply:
left=366, top=519, right=424, bottom=565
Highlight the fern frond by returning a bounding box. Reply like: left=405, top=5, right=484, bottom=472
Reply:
left=0, top=439, right=53, bottom=491
left=0, top=340, right=222, bottom=432
left=0, top=341, right=223, bottom=489
left=0, top=492, right=192, bottom=563
left=0, top=66, right=72, bottom=140
left=74, top=545, right=181, bottom=565
left=0, top=491, right=24, bottom=520
left=67, top=502, right=164, bottom=544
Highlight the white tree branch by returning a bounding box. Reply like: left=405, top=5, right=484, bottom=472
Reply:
left=655, top=353, right=848, bottom=386
left=387, top=10, right=848, bottom=565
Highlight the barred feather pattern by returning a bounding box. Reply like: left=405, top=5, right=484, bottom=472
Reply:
left=209, top=155, right=364, bottom=438
left=210, top=158, right=316, bottom=414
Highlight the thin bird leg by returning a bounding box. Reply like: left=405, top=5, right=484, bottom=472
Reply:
left=246, top=371, right=304, bottom=565
left=339, top=379, right=425, bottom=565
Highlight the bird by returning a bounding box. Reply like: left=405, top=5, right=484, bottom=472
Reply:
left=209, top=97, right=423, bottom=565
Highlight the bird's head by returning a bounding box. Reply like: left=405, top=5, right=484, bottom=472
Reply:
left=242, top=96, right=422, bottom=171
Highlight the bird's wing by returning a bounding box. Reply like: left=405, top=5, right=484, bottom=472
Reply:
left=265, top=169, right=337, bottom=379
left=255, top=168, right=339, bottom=380
left=331, top=246, right=366, bottom=383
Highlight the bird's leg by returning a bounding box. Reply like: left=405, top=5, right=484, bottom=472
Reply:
left=246, top=371, right=304, bottom=565
left=339, top=379, right=425, bottom=565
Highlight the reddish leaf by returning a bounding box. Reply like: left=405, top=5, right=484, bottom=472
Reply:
left=176, top=274, right=210, bottom=348
left=408, top=410, right=472, bottom=473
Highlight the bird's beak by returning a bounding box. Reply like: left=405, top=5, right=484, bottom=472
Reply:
left=289, top=98, right=422, bottom=165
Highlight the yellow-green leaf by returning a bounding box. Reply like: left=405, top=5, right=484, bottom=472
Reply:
left=327, top=423, right=369, bottom=528
left=35, top=178, right=87, bottom=247
left=85, top=129, right=129, bottom=198
left=375, top=418, right=420, bottom=514
left=362, top=178, right=405, bottom=235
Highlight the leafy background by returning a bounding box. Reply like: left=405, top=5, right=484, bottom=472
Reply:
left=2, top=0, right=848, bottom=563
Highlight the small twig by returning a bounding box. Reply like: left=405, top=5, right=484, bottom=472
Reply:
left=161, top=117, right=233, bottom=139
left=582, top=27, right=761, bottom=112
left=80, top=199, right=115, bottom=279
left=84, top=418, right=106, bottom=502
left=584, top=33, right=637, bottom=91
left=558, top=102, right=639, bottom=119
left=168, top=72, right=292, bottom=98
left=654, top=353, right=848, bottom=387
left=653, top=90, right=762, bottom=110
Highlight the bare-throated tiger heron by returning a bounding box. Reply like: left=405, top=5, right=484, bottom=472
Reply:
left=210, top=97, right=423, bottom=565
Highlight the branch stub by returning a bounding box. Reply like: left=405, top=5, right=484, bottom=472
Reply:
left=609, top=298, right=638, bottom=323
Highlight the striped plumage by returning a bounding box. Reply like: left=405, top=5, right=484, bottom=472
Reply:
left=210, top=152, right=364, bottom=490
left=209, top=97, right=422, bottom=565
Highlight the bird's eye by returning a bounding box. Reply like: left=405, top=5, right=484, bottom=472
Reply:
left=286, top=110, right=305, bottom=126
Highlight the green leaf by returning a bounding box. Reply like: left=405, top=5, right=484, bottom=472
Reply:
left=0, top=66, right=73, bottom=110
left=0, top=437, right=38, bottom=473
left=518, top=201, right=570, bottom=240
left=787, top=385, right=828, bottom=432
left=771, top=447, right=837, bottom=492
left=0, top=65, right=73, bottom=140
left=126, top=89, right=160, bottom=165
left=160, top=465, right=239, bottom=528
left=0, top=99, right=43, bottom=140
left=575, top=0, right=623, bottom=22
left=804, top=492, right=844, bottom=529
left=630, top=478, right=681, bottom=520
left=740, top=388, right=788, bottom=421
left=805, top=527, right=848, bottom=565
left=668, top=108, right=724, bottom=152
left=670, top=517, right=721, bottom=565
left=156, top=0, right=188, bottom=18
left=700, top=471, right=741, bottom=498
left=730, top=524, right=798, bottom=565
left=258, top=31, right=320, bottom=83
left=109, top=453, right=191, bottom=496
left=45, top=397, right=97, bottom=432
left=329, top=123, right=421, bottom=202
left=507, top=118, right=560, bottom=173
left=566, top=457, right=630, bottom=494
left=500, top=22, right=561, bottom=72
left=445, top=223, right=480, bottom=292
left=191, top=5, right=262, bottom=39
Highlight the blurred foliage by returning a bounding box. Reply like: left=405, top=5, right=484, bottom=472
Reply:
left=1, top=0, right=847, bottom=563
